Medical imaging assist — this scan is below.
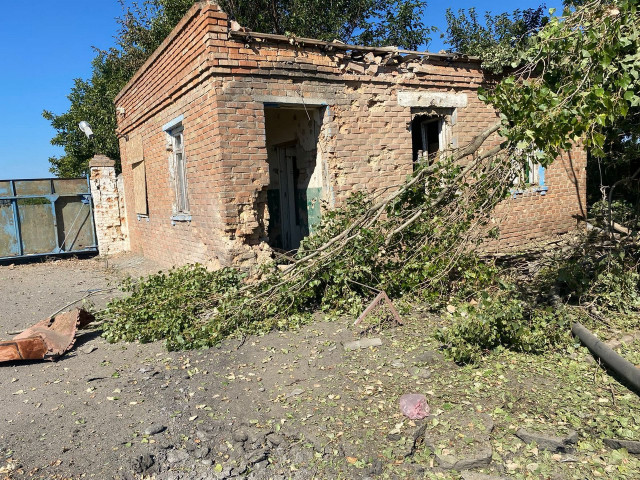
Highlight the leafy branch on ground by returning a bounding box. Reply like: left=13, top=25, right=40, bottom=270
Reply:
left=102, top=125, right=516, bottom=350
left=438, top=227, right=640, bottom=363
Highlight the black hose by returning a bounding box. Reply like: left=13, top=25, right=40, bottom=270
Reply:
left=572, top=322, right=640, bottom=394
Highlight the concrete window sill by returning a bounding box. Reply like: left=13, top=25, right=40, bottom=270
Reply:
left=171, top=214, right=192, bottom=225
left=511, top=186, right=549, bottom=198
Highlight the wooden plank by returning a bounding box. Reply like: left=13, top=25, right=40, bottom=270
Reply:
left=128, top=133, right=148, bottom=215
left=132, top=160, right=148, bottom=215
left=128, top=134, right=144, bottom=164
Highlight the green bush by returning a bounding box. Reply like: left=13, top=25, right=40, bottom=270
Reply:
left=436, top=287, right=572, bottom=364
left=101, top=265, right=242, bottom=348
left=552, top=246, right=640, bottom=312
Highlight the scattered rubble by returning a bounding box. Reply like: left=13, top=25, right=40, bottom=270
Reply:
left=343, top=337, right=383, bottom=350
left=604, top=438, right=640, bottom=454
left=285, top=388, right=305, bottom=399
left=436, top=447, right=493, bottom=470
left=81, top=344, right=97, bottom=354
left=515, top=428, right=578, bottom=452
left=144, top=424, right=167, bottom=436
left=606, top=332, right=640, bottom=350
left=461, top=473, right=509, bottom=480
left=130, top=453, right=156, bottom=474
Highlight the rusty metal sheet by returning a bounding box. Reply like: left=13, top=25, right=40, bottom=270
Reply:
left=0, top=309, right=95, bottom=363
left=53, top=178, right=89, bottom=195
left=0, top=337, right=48, bottom=362
left=14, top=179, right=51, bottom=196
left=17, top=200, right=57, bottom=255
left=0, top=181, right=11, bottom=198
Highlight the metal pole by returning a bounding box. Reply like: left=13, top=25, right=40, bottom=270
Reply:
left=572, top=322, right=640, bottom=395
left=50, top=178, right=61, bottom=253
left=86, top=174, right=98, bottom=250
left=10, top=180, right=23, bottom=257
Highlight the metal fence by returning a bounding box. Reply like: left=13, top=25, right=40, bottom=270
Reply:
left=0, top=178, right=97, bottom=261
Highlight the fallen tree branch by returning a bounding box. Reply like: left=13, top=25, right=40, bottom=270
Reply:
left=103, top=121, right=519, bottom=350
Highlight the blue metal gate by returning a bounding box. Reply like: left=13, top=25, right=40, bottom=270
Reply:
left=0, top=177, right=97, bottom=260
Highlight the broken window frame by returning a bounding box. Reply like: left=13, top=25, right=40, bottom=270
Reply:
left=511, top=149, right=548, bottom=196
left=420, top=117, right=444, bottom=157
left=411, top=108, right=454, bottom=165
left=166, top=124, right=191, bottom=221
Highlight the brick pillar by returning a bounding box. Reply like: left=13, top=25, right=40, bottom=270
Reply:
left=89, top=155, right=130, bottom=255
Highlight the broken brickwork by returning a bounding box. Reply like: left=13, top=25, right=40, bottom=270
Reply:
left=113, top=1, right=586, bottom=268
left=89, top=155, right=130, bottom=255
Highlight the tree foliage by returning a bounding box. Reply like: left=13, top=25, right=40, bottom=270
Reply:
left=443, top=6, right=548, bottom=73
left=45, top=0, right=432, bottom=177
left=446, top=0, right=639, bottom=229
left=485, top=0, right=640, bottom=164
left=43, top=65, right=121, bottom=178
left=220, top=0, right=432, bottom=49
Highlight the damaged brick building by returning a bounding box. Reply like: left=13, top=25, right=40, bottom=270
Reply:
left=108, top=0, right=586, bottom=268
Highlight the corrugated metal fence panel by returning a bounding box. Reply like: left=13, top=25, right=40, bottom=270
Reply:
left=0, top=178, right=97, bottom=260
left=19, top=200, right=57, bottom=255
left=0, top=201, right=19, bottom=256
left=57, top=196, right=95, bottom=252
left=0, top=181, right=11, bottom=197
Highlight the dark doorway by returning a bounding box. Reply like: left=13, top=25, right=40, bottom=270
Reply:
left=264, top=107, right=323, bottom=251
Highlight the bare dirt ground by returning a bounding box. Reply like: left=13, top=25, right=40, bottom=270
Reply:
left=2, top=256, right=640, bottom=480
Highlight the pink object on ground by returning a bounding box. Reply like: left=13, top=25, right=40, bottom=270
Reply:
left=399, top=393, right=430, bottom=419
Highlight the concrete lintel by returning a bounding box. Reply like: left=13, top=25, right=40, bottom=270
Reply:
left=89, top=155, right=116, bottom=168
left=398, top=91, right=468, bottom=109
left=162, top=114, right=184, bottom=132
left=255, top=95, right=329, bottom=107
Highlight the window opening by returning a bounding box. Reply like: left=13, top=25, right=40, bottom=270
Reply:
left=412, top=115, right=444, bottom=163
left=168, top=126, right=190, bottom=214
left=512, top=150, right=548, bottom=196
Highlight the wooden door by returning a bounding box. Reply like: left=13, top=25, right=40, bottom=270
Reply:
left=277, top=146, right=298, bottom=250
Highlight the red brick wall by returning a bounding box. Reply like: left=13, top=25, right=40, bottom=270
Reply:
left=488, top=145, right=587, bottom=251
left=115, top=1, right=586, bottom=267
left=117, top=4, right=234, bottom=267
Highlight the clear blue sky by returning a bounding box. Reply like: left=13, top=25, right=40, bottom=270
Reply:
left=0, top=0, right=558, bottom=180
